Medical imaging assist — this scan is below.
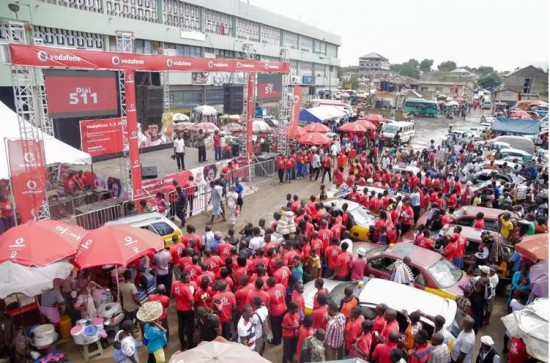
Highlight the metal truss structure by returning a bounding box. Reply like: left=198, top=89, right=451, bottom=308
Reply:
left=162, top=71, right=170, bottom=113
left=8, top=23, right=50, bottom=221
left=116, top=31, right=134, bottom=199
left=277, top=48, right=292, bottom=155
left=239, top=43, right=256, bottom=157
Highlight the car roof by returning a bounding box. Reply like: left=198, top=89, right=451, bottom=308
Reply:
left=379, top=243, right=442, bottom=268
left=358, top=278, right=456, bottom=327
left=500, top=148, right=530, bottom=155
left=104, top=212, right=168, bottom=227
left=453, top=206, right=515, bottom=220
left=444, top=225, right=501, bottom=243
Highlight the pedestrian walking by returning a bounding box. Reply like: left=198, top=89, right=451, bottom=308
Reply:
left=196, top=129, right=208, bottom=162
left=173, top=132, right=185, bottom=170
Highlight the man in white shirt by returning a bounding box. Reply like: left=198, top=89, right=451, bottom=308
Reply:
left=237, top=305, right=256, bottom=350
left=248, top=227, right=265, bottom=254
left=250, top=297, right=269, bottom=355
left=330, top=141, right=339, bottom=165
left=450, top=316, right=476, bottom=363
left=311, top=152, right=321, bottom=181
left=173, top=132, right=186, bottom=170
left=153, top=248, right=172, bottom=294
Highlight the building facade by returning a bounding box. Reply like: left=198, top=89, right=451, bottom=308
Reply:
left=501, top=66, right=548, bottom=99
left=358, top=52, right=389, bottom=76
left=0, top=0, right=341, bottom=111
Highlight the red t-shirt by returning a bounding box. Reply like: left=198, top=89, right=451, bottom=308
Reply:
left=247, top=289, right=270, bottom=306
left=182, top=233, right=203, bottom=253
left=235, top=283, right=254, bottom=313
left=282, top=311, right=300, bottom=338
left=296, top=325, right=314, bottom=358
left=325, top=245, right=342, bottom=270
left=323, top=156, right=331, bottom=168
left=212, top=290, right=236, bottom=323
left=194, top=285, right=214, bottom=309
left=273, top=266, right=291, bottom=287
left=172, top=281, right=194, bottom=311
left=473, top=219, right=485, bottom=229
left=381, top=319, right=399, bottom=341
left=313, top=288, right=329, bottom=310
left=169, top=243, right=185, bottom=264
left=443, top=241, right=457, bottom=261
left=319, top=229, right=334, bottom=252
left=334, top=169, right=344, bottom=185
left=291, top=291, right=305, bottom=316
left=267, top=284, right=287, bottom=317
left=372, top=342, right=398, bottom=363
left=508, top=337, right=528, bottom=363
left=311, top=305, right=328, bottom=329
left=147, top=294, right=169, bottom=320
left=335, top=251, right=353, bottom=277
left=372, top=315, right=386, bottom=334
left=206, top=255, right=224, bottom=278
left=217, top=242, right=233, bottom=261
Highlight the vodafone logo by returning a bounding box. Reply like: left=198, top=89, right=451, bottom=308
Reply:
left=112, top=56, right=121, bottom=65
left=237, top=61, right=253, bottom=69
left=236, top=62, right=242, bottom=69
left=208, top=61, right=214, bottom=68
left=80, top=239, right=94, bottom=250
left=8, top=237, right=25, bottom=259
left=23, top=152, right=36, bottom=163
left=166, top=59, right=173, bottom=67
left=293, top=95, right=300, bottom=104
left=27, top=179, right=38, bottom=191
left=37, top=51, right=48, bottom=62
left=129, top=103, right=135, bottom=110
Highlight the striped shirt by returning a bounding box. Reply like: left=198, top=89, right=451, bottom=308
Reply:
left=324, top=313, right=346, bottom=349
left=237, top=317, right=256, bottom=350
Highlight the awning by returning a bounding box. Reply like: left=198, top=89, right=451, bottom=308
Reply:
left=0, top=101, right=92, bottom=180
left=299, top=106, right=346, bottom=123
left=491, top=117, right=540, bottom=135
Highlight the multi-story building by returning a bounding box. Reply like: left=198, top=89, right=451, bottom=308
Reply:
left=358, top=52, right=390, bottom=76
left=501, top=65, right=548, bottom=99
left=0, top=0, right=341, bottom=111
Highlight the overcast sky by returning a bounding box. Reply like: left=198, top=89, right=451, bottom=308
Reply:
left=249, top=0, right=549, bottom=72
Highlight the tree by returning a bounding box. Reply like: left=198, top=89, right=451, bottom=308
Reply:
left=407, top=59, right=420, bottom=68
left=477, top=72, right=502, bottom=89
left=419, top=59, right=434, bottom=72
left=476, top=66, right=495, bottom=77
left=399, top=64, right=420, bottom=79
left=438, top=61, right=457, bottom=72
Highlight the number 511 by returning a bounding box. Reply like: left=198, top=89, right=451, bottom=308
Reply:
left=69, top=92, right=98, bottom=105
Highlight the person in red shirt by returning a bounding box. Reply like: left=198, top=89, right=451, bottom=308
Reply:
left=284, top=156, right=295, bottom=183
left=273, top=259, right=291, bottom=288
left=266, top=277, right=287, bottom=345
left=442, top=235, right=458, bottom=262
left=309, top=231, right=323, bottom=256
left=311, top=292, right=329, bottom=329
left=212, top=281, right=236, bottom=340
left=350, top=320, right=373, bottom=360
left=507, top=337, right=528, bottom=363
left=348, top=186, right=361, bottom=203
left=312, top=278, right=329, bottom=310
left=169, top=235, right=184, bottom=265
left=473, top=212, right=485, bottom=230
left=321, top=154, right=332, bottom=184
left=441, top=210, right=452, bottom=226
left=220, top=161, right=233, bottom=181
left=291, top=282, right=305, bottom=318
left=181, top=225, right=203, bottom=255
left=213, top=130, right=222, bottom=161
left=171, top=271, right=196, bottom=350
left=452, top=227, right=467, bottom=269
left=372, top=303, right=387, bottom=334
left=281, top=301, right=301, bottom=363
left=346, top=306, right=366, bottom=352
left=333, top=166, right=344, bottom=186
left=296, top=315, right=314, bottom=361
left=380, top=309, right=399, bottom=342
left=147, top=284, right=170, bottom=333
left=330, top=219, right=343, bottom=241
left=447, top=188, right=458, bottom=212
left=324, top=238, right=342, bottom=277
left=400, top=201, right=414, bottom=235
left=416, top=229, right=434, bottom=250
left=217, top=240, right=233, bottom=262
left=247, top=278, right=270, bottom=306
left=332, top=241, right=353, bottom=280
left=204, top=248, right=223, bottom=278
left=359, top=189, right=370, bottom=208
left=184, top=255, right=202, bottom=285
left=318, top=220, right=334, bottom=252
left=234, top=275, right=254, bottom=314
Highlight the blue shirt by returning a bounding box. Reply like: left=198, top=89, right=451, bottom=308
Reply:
left=144, top=323, right=167, bottom=353
left=510, top=251, right=522, bottom=272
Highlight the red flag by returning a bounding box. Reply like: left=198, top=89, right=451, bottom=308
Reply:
left=7, top=140, right=47, bottom=223
left=289, top=85, right=303, bottom=139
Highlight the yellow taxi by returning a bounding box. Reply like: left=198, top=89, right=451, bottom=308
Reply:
left=105, top=212, right=182, bottom=248
left=322, top=199, right=376, bottom=240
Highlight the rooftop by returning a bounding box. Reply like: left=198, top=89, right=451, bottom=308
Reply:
left=359, top=52, right=388, bottom=61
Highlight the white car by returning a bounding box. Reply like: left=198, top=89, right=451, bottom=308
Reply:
left=498, top=148, right=533, bottom=162
left=303, top=278, right=461, bottom=336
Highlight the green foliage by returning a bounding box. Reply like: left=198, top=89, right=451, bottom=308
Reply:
left=477, top=72, right=502, bottom=89
left=419, top=59, right=434, bottom=72
left=438, top=61, right=457, bottom=72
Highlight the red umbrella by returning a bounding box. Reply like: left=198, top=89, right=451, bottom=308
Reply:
left=338, top=122, right=366, bottom=133
left=194, top=122, right=220, bottom=132
left=298, top=132, right=331, bottom=146
left=355, top=119, right=377, bottom=130
left=515, top=234, right=548, bottom=264
left=303, top=123, right=330, bottom=133
left=74, top=225, right=164, bottom=269
left=281, top=125, right=306, bottom=139
left=363, top=114, right=385, bottom=123
left=0, top=220, right=85, bottom=266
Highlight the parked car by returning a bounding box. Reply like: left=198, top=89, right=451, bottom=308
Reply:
left=105, top=212, right=182, bottom=248
left=303, top=277, right=461, bottom=336
left=487, top=136, right=535, bottom=154
left=324, top=185, right=407, bottom=204
left=322, top=199, right=377, bottom=240
left=497, top=148, right=533, bottom=162
left=364, top=243, right=471, bottom=299
left=469, top=169, right=525, bottom=185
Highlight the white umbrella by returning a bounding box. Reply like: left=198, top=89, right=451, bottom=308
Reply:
left=0, top=261, right=73, bottom=299
left=252, top=120, right=272, bottom=134
left=194, top=105, right=218, bottom=116
left=172, top=113, right=189, bottom=121
left=446, top=101, right=459, bottom=107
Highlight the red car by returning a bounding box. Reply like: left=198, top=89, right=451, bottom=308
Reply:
left=364, top=242, right=471, bottom=299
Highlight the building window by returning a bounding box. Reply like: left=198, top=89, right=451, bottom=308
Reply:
left=299, top=36, right=312, bottom=52
left=261, top=24, right=280, bottom=45
left=36, top=0, right=103, bottom=13
left=105, top=0, right=157, bottom=22
left=314, top=39, right=326, bottom=54
left=205, top=88, right=223, bottom=105
left=283, top=31, right=298, bottom=50
left=216, top=49, right=236, bottom=59
left=236, top=18, right=260, bottom=41
left=290, top=60, right=299, bottom=75
left=32, top=26, right=104, bottom=49
left=298, top=61, right=312, bottom=76
left=135, top=39, right=160, bottom=54
left=203, top=9, right=231, bottom=36
left=163, top=0, right=200, bottom=30
left=523, top=78, right=532, bottom=93
left=169, top=90, right=202, bottom=108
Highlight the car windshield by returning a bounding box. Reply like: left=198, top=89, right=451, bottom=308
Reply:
left=351, top=206, right=374, bottom=226
left=329, top=282, right=351, bottom=304
left=382, top=125, right=399, bottom=134
left=428, top=259, right=463, bottom=288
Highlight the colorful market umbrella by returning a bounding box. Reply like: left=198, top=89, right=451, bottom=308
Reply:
left=355, top=119, right=377, bottom=130
left=363, top=114, right=385, bottom=123
left=303, top=123, right=330, bottom=133
left=298, top=132, right=331, bottom=146
left=0, top=220, right=85, bottom=266
left=281, top=125, right=305, bottom=139
left=221, top=123, right=243, bottom=134
left=168, top=337, right=271, bottom=363
left=515, top=234, right=548, bottom=264
left=194, top=122, right=219, bottom=133
left=338, top=122, right=366, bottom=133
left=73, top=225, right=164, bottom=269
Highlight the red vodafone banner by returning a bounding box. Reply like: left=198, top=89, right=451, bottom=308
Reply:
left=125, top=70, right=142, bottom=198
left=246, top=72, right=255, bottom=158
left=289, top=85, right=303, bottom=139
left=9, top=44, right=290, bottom=73
left=80, top=118, right=123, bottom=157
left=7, top=140, right=47, bottom=223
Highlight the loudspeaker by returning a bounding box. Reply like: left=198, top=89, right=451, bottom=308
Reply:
left=141, top=165, right=158, bottom=180
left=309, top=86, right=315, bottom=96
left=223, top=84, right=243, bottom=114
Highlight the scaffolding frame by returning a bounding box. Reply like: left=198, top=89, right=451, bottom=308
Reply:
left=277, top=48, right=292, bottom=155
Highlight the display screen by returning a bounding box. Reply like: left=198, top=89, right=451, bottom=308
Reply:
left=257, top=73, right=283, bottom=101
left=44, top=70, right=118, bottom=119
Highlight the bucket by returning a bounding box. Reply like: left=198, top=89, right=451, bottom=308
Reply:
left=59, top=315, right=72, bottom=339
